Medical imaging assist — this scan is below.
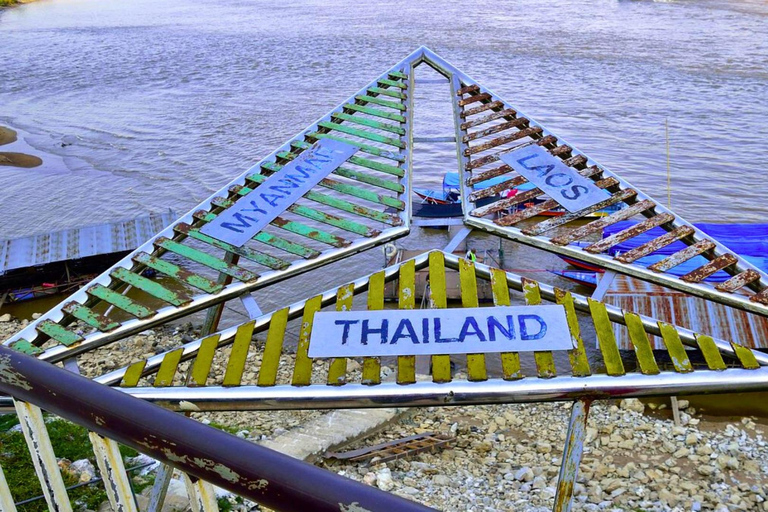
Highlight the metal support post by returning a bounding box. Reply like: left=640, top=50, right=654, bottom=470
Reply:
left=554, top=399, right=591, bottom=512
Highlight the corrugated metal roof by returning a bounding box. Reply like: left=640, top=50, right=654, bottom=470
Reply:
left=604, top=274, right=768, bottom=349
left=0, top=212, right=176, bottom=274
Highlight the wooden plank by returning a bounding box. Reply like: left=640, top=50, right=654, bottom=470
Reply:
left=190, top=334, right=221, bottom=386
left=328, top=284, right=356, bottom=385
left=342, top=103, right=406, bottom=123
left=463, top=119, right=527, bottom=143
left=367, top=86, right=407, bottom=99
left=88, top=284, right=155, bottom=319
left=35, top=320, right=84, bottom=347
left=623, top=312, right=660, bottom=375
left=465, top=127, right=542, bottom=170
left=730, top=341, right=760, bottom=369
left=460, top=108, right=517, bottom=130
left=428, top=252, right=452, bottom=383
left=377, top=78, right=407, bottom=89
left=363, top=272, right=385, bottom=385
left=258, top=308, right=289, bottom=386
left=458, top=92, right=491, bottom=107
left=223, top=321, right=256, bottom=386
left=89, top=433, right=138, bottom=512
left=491, top=268, right=522, bottom=380
left=648, top=239, right=716, bottom=273
left=0, top=464, right=18, bottom=512
left=614, top=226, right=696, bottom=263
left=554, top=288, right=591, bottom=377
left=715, top=269, right=761, bottom=293
left=153, top=348, right=184, bottom=387
left=658, top=322, right=694, bottom=373
left=308, top=132, right=405, bottom=163
left=155, top=237, right=259, bottom=282
left=111, top=266, right=193, bottom=306
left=133, top=252, right=224, bottom=294
left=522, top=279, right=556, bottom=378
left=587, top=299, right=625, bottom=376
left=460, top=259, right=487, bottom=381
left=680, top=253, right=738, bottom=283
left=584, top=213, right=675, bottom=254
left=318, top=121, right=405, bottom=148
left=397, top=260, right=417, bottom=385
left=121, top=360, right=146, bottom=387
left=292, top=295, right=324, bottom=386
left=355, top=95, right=407, bottom=111
left=550, top=200, right=656, bottom=246
left=62, top=302, right=119, bottom=332
left=694, top=334, right=727, bottom=371
left=460, top=100, right=504, bottom=118
left=176, top=224, right=290, bottom=270
left=332, top=112, right=405, bottom=135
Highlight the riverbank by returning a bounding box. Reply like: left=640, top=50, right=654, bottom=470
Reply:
left=0, top=125, right=42, bottom=168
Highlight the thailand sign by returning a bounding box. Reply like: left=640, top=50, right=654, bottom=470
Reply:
left=200, top=139, right=358, bottom=247
left=500, top=145, right=609, bottom=213
left=307, top=306, right=574, bottom=358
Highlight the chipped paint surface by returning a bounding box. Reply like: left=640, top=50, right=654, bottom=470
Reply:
left=339, top=502, right=374, bottom=512
left=0, top=354, right=33, bottom=391
left=247, top=479, right=269, bottom=491
left=179, top=400, right=201, bottom=411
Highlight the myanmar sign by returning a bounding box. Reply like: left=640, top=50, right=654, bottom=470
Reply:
left=500, top=145, right=609, bottom=213
left=201, top=139, right=358, bottom=247
left=308, top=306, right=574, bottom=357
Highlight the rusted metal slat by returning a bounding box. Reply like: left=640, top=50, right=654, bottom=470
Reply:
left=750, top=288, right=768, bottom=305
left=647, top=239, right=716, bottom=273
left=465, top=136, right=558, bottom=186
left=463, top=118, right=527, bottom=143
left=563, top=154, right=588, bottom=167
left=465, top=127, right=543, bottom=169
left=460, top=108, right=517, bottom=130
left=464, top=125, right=532, bottom=156
left=468, top=175, right=526, bottom=202
left=550, top=199, right=657, bottom=246
left=460, top=100, right=504, bottom=118
left=614, top=226, right=696, bottom=263
left=584, top=212, right=675, bottom=254
left=458, top=92, right=491, bottom=107
left=681, top=253, right=739, bottom=283
left=715, top=269, right=761, bottom=293
left=456, top=84, right=479, bottom=95
left=522, top=187, right=638, bottom=236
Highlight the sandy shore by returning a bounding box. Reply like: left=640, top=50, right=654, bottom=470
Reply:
left=0, top=126, right=17, bottom=146
left=0, top=125, right=43, bottom=168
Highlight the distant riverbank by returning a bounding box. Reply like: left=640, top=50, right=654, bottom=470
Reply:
left=0, top=125, right=43, bottom=168
left=0, top=0, right=39, bottom=6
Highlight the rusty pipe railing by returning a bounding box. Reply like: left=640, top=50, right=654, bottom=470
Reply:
left=0, top=346, right=434, bottom=512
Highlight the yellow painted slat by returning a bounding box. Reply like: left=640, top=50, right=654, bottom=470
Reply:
left=328, top=283, right=356, bottom=385
left=190, top=334, right=221, bottom=386
left=695, top=334, right=727, bottom=371
left=223, top=320, right=256, bottom=386
left=397, top=260, right=417, bottom=384
left=362, top=272, right=385, bottom=385
left=429, top=252, right=452, bottom=383
left=522, top=278, right=556, bottom=378
left=554, top=288, right=591, bottom=377
left=490, top=268, right=521, bottom=380
left=730, top=341, right=760, bottom=369
left=623, top=312, right=659, bottom=375
left=658, top=322, right=693, bottom=373
left=292, top=295, right=323, bottom=386
left=153, top=348, right=184, bottom=387
left=460, top=259, right=487, bottom=381
left=587, top=299, right=625, bottom=376
left=120, top=360, right=146, bottom=387
left=258, top=308, right=290, bottom=386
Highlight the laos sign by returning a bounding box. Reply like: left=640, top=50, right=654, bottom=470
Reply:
left=500, top=145, right=609, bottom=213
left=201, top=139, right=358, bottom=247
left=307, top=306, right=574, bottom=358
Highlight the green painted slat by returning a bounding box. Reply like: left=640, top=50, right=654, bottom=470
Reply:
left=587, top=298, right=625, bottom=376
left=9, top=339, right=43, bottom=355
left=334, top=167, right=404, bottom=193
left=388, top=71, right=407, bottom=79
left=286, top=142, right=405, bottom=176
left=332, top=112, right=405, bottom=135
left=62, top=302, right=120, bottom=331
left=133, top=252, right=224, bottom=294
left=355, top=95, right=406, bottom=111
left=318, top=121, right=405, bottom=148
left=343, top=103, right=405, bottom=122
left=88, top=284, right=155, bottom=319
left=155, top=237, right=258, bottom=282
left=367, top=86, right=407, bottom=100
left=36, top=320, right=84, bottom=346
left=307, top=133, right=405, bottom=163
left=175, top=223, right=291, bottom=270
left=695, top=334, right=727, bottom=371
left=730, top=342, right=760, bottom=369
left=253, top=232, right=320, bottom=259
left=658, top=322, right=693, bottom=373
left=377, top=78, right=407, bottom=89
left=111, top=266, right=192, bottom=306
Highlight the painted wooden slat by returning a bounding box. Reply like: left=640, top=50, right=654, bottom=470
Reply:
left=362, top=271, right=385, bottom=385
left=88, top=284, right=155, bottom=319
left=694, top=334, right=727, bottom=371
left=392, top=259, right=417, bottom=385
left=155, top=237, right=258, bottom=282
left=153, top=348, right=184, bottom=387
left=121, top=360, right=147, bottom=387
left=176, top=225, right=290, bottom=270
left=8, top=339, right=43, bottom=356
left=377, top=77, right=407, bottom=89
left=308, top=132, right=405, bottom=163
left=89, top=433, right=138, bottom=512
left=62, top=302, right=119, bottom=332
left=258, top=308, right=290, bottom=386
left=429, top=252, right=452, bottom=383
left=730, top=342, right=760, bottom=369
left=13, top=400, right=73, bottom=512
left=522, top=279, right=557, bottom=378
left=347, top=155, right=405, bottom=177
left=648, top=239, right=716, bottom=273
left=554, top=289, right=591, bottom=377
left=190, top=334, right=221, bottom=386
left=460, top=259, right=487, bottom=381
left=343, top=103, right=406, bottom=123
left=623, top=312, right=660, bottom=375
left=328, top=284, right=356, bottom=385
left=111, top=266, right=193, bottom=306
left=490, top=268, right=522, bottom=380
left=334, top=166, right=404, bottom=193
left=367, top=86, right=407, bottom=99
left=355, top=95, right=407, bottom=112
left=0, top=463, right=18, bottom=512
left=388, top=70, right=408, bottom=79
left=292, top=295, right=323, bottom=386
left=318, top=121, right=405, bottom=148
left=657, top=322, right=693, bottom=373
left=223, top=321, right=256, bottom=386
left=587, top=299, right=626, bottom=376
left=183, top=474, right=219, bottom=512
left=133, top=252, right=224, bottom=294
left=252, top=231, right=321, bottom=259
left=332, top=112, right=405, bottom=135
left=35, top=320, right=84, bottom=347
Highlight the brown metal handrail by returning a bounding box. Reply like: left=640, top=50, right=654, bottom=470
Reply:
left=0, top=346, right=434, bottom=512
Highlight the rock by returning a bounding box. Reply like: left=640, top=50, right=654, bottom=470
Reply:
left=70, top=459, right=96, bottom=482
left=685, top=433, right=698, bottom=446
left=432, top=474, right=451, bottom=486
left=619, top=398, right=645, bottom=414
left=0, top=314, right=11, bottom=322
left=31, top=312, right=42, bottom=319
left=677, top=399, right=690, bottom=409
left=532, top=476, right=547, bottom=489
left=536, top=442, right=552, bottom=454
left=376, top=468, right=394, bottom=491
left=697, top=465, right=715, bottom=476
left=515, top=467, right=534, bottom=482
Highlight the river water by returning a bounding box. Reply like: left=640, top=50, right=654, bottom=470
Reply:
left=1, top=0, right=767, bottom=313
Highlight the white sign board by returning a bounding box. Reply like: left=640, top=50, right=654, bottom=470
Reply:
left=308, top=306, right=574, bottom=358
left=200, top=139, right=358, bottom=247
left=499, top=145, right=609, bottom=213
